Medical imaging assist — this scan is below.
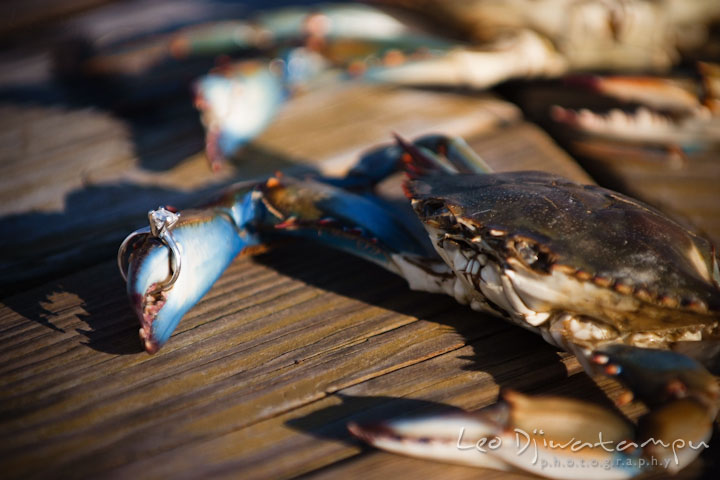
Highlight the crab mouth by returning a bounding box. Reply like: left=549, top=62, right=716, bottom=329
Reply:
left=432, top=228, right=554, bottom=326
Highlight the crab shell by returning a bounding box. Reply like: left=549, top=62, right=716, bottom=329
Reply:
left=406, top=171, right=720, bottom=351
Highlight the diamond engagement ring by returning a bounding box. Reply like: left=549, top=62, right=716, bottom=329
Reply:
left=118, top=207, right=182, bottom=291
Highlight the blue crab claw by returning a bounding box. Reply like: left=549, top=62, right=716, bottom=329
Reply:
left=120, top=174, right=434, bottom=353
left=124, top=205, right=257, bottom=354
left=349, top=390, right=645, bottom=479
left=348, top=410, right=512, bottom=471
left=193, top=61, right=286, bottom=169
left=121, top=182, right=261, bottom=353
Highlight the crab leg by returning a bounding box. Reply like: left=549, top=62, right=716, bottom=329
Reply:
left=366, top=30, right=567, bottom=89
left=395, top=133, right=494, bottom=176
left=317, top=134, right=493, bottom=192
left=349, top=345, right=719, bottom=478
left=592, top=345, right=719, bottom=472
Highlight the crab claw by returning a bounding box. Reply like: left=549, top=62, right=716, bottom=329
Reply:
left=193, top=61, right=286, bottom=168
left=592, top=345, right=719, bottom=407
left=365, top=31, right=566, bottom=89
left=121, top=174, right=436, bottom=353
left=125, top=211, right=252, bottom=353
left=348, top=409, right=511, bottom=471
left=122, top=186, right=262, bottom=354
left=350, top=390, right=644, bottom=479
left=592, top=345, right=719, bottom=472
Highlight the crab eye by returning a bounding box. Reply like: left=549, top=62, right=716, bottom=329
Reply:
left=422, top=199, right=448, bottom=218
left=515, top=240, right=539, bottom=266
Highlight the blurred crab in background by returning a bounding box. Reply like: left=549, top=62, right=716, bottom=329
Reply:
left=68, top=1, right=720, bottom=167
left=493, top=61, right=720, bottom=243
left=119, top=133, right=720, bottom=478
left=551, top=62, right=720, bottom=162
left=191, top=0, right=720, bottom=166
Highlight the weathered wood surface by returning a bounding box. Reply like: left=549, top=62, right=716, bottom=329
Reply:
left=0, top=77, right=619, bottom=480
left=1, top=75, right=715, bottom=480
left=1, top=3, right=718, bottom=480
left=0, top=85, right=519, bottom=294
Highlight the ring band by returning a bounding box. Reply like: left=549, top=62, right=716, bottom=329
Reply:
left=117, top=207, right=182, bottom=291
left=117, top=226, right=149, bottom=282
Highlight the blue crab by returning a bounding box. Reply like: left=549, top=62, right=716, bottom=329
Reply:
left=75, top=2, right=720, bottom=166
left=118, top=134, right=720, bottom=478
left=550, top=62, right=720, bottom=160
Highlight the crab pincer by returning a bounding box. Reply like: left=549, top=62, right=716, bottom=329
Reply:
left=118, top=172, right=431, bottom=353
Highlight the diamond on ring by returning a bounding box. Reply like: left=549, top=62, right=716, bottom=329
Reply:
left=149, top=207, right=180, bottom=237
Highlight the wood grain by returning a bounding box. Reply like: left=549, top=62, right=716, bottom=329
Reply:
left=1, top=3, right=716, bottom=479
left=0, top=87, right=607, bottom=479
left=0, top=86, right=518, bottom=294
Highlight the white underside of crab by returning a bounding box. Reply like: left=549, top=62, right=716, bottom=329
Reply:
left=392, top=226, right=704, bottom=354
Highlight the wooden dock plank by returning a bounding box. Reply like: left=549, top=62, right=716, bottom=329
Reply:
left=91, top=338, right=641, bottom=480
left=0, top=87, right=519, bottom=294
left=2, top=5, right=717, bottom=477
left=51, top=331, right=582, bottom=479
left=0, top=252, right=490, bottom=478
left=0, top=86, right=607, bottom=479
